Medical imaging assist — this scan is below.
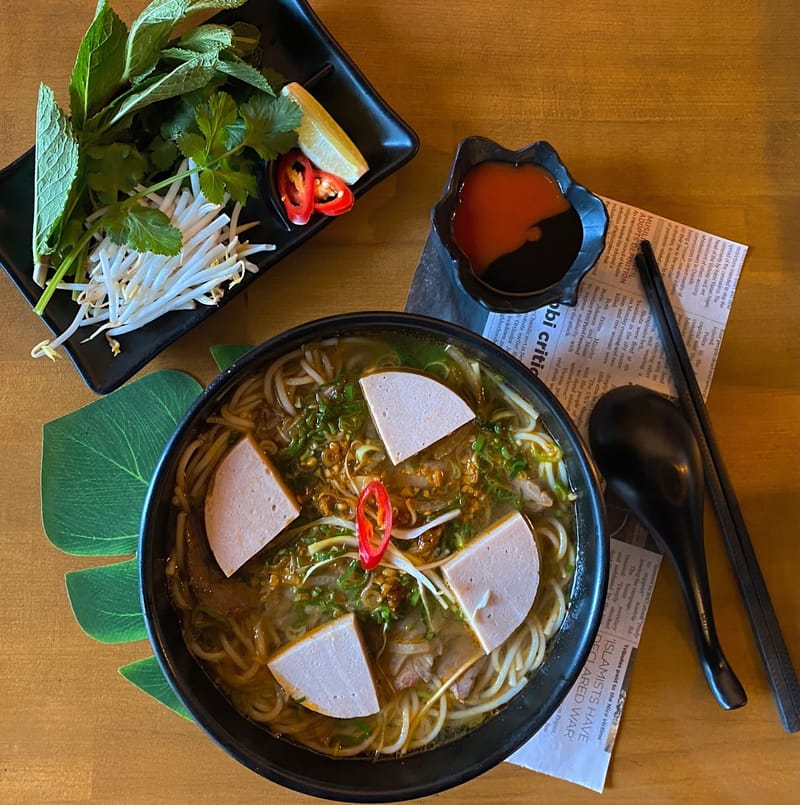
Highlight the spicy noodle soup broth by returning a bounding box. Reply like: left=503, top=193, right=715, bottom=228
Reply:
left=165, top=328, right=579, bottom=759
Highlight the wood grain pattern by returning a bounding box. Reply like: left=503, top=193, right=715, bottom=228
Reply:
left=1, top=0, right=798, bottom=802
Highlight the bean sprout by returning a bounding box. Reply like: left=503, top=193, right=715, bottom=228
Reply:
left=31, top=160, right=274, bottom=359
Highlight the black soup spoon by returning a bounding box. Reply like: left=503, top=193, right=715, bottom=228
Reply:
left=588, top=384, right=746, bottom=710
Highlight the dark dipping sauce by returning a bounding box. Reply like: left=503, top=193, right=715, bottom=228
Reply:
left=450, top=161, right=584, bottom=295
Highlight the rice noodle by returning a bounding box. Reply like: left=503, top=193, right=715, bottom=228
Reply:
left=166, top=334, right=577, bottom=760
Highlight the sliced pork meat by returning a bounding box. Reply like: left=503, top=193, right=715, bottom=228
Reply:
left=434, top=625, right=485, bottom=701
left=389, top=651, right=436, bottom=691
left=451, top=657, right=488, bottom=700
left=512, top=477, right=554, bottom=512
left=184, top=517, right=259, bottom=615
left=380, top=613, right=440, bottom=691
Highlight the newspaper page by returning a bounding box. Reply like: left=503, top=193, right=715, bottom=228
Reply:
left=483, top=196, right=748, bottom=433
left=508, top=537, right=661, bottom=791
left=492, top=197, right=748, bottom=790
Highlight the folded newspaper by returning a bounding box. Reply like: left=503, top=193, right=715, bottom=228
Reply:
left=405, top=196, right=748, bottom=791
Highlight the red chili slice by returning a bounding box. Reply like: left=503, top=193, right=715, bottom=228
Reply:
left=312, top=169, right=355, bottom=217
left=356, top=479, right=393, bottom=571
left=277, top=149, right=314, bottom=225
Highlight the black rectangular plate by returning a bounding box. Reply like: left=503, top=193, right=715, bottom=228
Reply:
left=0, top=0, right=418, bottom=394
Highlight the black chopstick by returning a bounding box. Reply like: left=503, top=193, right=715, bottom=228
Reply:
left=635, top=240, right=800, bottom=733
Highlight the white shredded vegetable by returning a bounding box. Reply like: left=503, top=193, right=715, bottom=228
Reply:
left=31, top=160, right=275, bottom=360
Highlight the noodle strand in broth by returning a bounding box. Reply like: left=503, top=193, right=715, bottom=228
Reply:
left=168, top=333, right=576, bottom=756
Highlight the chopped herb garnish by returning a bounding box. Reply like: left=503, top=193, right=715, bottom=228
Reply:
left=372, top=604, right=393, bottom=627
left=337, top=559, right=370, bottom=592
left=351, top=720, right=373, bottom=738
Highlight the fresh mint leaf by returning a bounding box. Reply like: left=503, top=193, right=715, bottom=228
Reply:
left=185, top=0, right=249, bottom=13
left=240, top=92, right=301, bottom=162
left=216, top=52, right=275, bottom=95
left=176, top=23, right=233, bottom=54
left=32, top=84, right=80, bottom=270
left=159, top=45, right=208, bottom=63
left=106, top=51, right=220, bottom=128
left=69, top=0, right=128, bottom=129
left=41, top=369, right=202, bottom=556
left=124, top=0, right=248, bottom=80
left=124, top=0, right=184, bottom=80
left=85, top=142, right=148, bottom=202
left=105, top=204, right=183, bottom=255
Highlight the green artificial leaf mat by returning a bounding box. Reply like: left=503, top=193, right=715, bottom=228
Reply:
left=41, top=369, right=202, bottom=556
left=209, top=343, right=252, bottom=370
left=41, top=369, right=202, bottom=717
left=65, top=557, right=146, bottom=644
left=118, top=656, right=193, bottom=721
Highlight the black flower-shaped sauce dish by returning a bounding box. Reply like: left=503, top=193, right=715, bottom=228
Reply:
left=431, top=137, right=608, bottom=314
left=0, top=0, right=418, bottom=394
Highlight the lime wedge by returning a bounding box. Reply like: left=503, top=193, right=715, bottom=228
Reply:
left=281, top=82, right=369, bottom=185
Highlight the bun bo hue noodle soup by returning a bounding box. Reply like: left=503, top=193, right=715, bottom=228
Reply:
left=167, top=332, right=577, bottom=757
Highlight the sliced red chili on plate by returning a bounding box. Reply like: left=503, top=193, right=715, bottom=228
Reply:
left=312, top=169, right=355, bottom=217
left=356, top=479, right=394, bottom=571
left=277, top=149, right=314, bottom=225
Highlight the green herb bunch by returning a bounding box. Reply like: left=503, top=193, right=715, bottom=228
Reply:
left=33, top=0, right=302, bottom=316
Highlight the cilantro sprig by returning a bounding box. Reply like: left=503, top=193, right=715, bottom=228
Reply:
left=32, top=0, right=301, bottom=316
left=176, top=90, right=300, bottom=205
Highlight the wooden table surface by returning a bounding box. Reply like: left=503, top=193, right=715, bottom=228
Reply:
left=1, top=1, right=798, bottom=802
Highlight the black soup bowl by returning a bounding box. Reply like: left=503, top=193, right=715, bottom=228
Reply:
left=139, top=312, right=609, bottom=802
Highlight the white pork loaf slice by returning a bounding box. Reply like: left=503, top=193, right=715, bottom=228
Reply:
left=204, top=433, right=300, bottom=577
left=359, top=370, right=475, bottom=464
left=268, top=613, right=380, bottom=718
left=441, top=511, right=541, bottom=654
